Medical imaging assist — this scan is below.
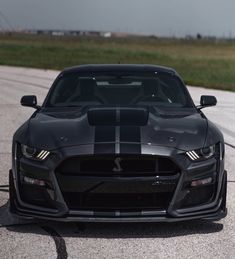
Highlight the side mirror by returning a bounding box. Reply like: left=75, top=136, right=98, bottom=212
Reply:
left=199, top=95, right=217, bottom=109
left=21, top=95, right=38, bottom=109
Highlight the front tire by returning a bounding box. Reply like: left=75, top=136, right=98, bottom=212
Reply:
left=9, top=170, right=17, bottom=213
left=221, top=170, right=227, bottom=212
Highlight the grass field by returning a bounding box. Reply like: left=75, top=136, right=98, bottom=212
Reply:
left=1, top=34, right=235, bottom=91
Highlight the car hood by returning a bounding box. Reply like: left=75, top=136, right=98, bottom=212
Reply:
left=27, top=107, right=207, bottom=152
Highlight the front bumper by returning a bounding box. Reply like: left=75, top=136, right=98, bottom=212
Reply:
left=11, top=144, right=227, bottom=222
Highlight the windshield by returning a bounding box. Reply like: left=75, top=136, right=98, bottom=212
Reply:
left=44, top=72, right=195, bottom=110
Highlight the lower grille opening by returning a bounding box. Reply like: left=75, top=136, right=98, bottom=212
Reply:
left=55, top=175, right=179, bottom=211
left=63, top=192, right=173, bottom=211
left=19, top=184, right=55, bottom=209
left=181, top=184, right=216, bottom=208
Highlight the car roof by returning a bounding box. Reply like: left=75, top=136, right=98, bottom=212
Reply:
left=62, top=64, right=177, bottom=75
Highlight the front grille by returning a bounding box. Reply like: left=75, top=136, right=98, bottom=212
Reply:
left=55, top=155, right=180, bottom=211
left=56, top=155, right=179, bottom=177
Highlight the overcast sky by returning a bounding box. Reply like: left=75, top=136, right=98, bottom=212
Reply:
left=0, top=0, right=234, bottom=37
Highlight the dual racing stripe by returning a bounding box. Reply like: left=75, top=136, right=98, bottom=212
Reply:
left=94, top=126, right=116, bottom=154
left=119, top=126, right=141, bottom=154
left=94, top=125, right=141, bottom=154
left=92, top=108, right=147, bottom=154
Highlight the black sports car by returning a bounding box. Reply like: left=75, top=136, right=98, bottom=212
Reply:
left=9, top=64, right=227, bottom=222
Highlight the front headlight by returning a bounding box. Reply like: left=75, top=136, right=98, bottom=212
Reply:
left=200, top=145, right=215, bottom=159
left=186, top=144, right=216, bottom=161
left=21, top=144, right=50, bottom=161
left=21, top=145, right=37, bottom=158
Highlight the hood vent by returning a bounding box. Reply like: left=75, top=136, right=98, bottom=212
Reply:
left=88, top=107, right=149, bottom=126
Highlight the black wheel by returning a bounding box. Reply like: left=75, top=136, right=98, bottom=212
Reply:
left=221, top=171, right=227, bottom=212
left=9, top=170, right=17, bottom=213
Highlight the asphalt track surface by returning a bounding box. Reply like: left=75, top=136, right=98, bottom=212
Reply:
left=0, top=66, right=234, bottom=259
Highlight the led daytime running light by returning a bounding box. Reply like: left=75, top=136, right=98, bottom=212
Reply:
left=37, top=150, right=50, bottom=160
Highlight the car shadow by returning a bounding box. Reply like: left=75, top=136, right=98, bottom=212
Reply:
left=0, top=201, right=224, bottom=239
left=47, top=220, right=224, bottom=239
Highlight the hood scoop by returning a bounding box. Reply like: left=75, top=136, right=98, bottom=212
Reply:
left=88, top=107, right=149, bottom=126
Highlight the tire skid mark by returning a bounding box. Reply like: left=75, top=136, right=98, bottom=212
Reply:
left=0, top=76, right=49, bottom=90
left=0, top=70, right=56, bottom=81
left=0, top=184, right=9, bottom=193
left=225, top=142, right=235, bottom=149
left=215, top=123, right=235, bottom=139
left=0, top=189, right=9, bottom=193
left=41, top=226, right=68, bottom=259
left=0, top=80, right=44, bottom=95
left=1, top=222, right=68, bottom=258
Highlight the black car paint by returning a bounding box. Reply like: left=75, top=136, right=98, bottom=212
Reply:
left=15, top=109, right=209, bottom=151
left=10, top=65, right=227, bottom=222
